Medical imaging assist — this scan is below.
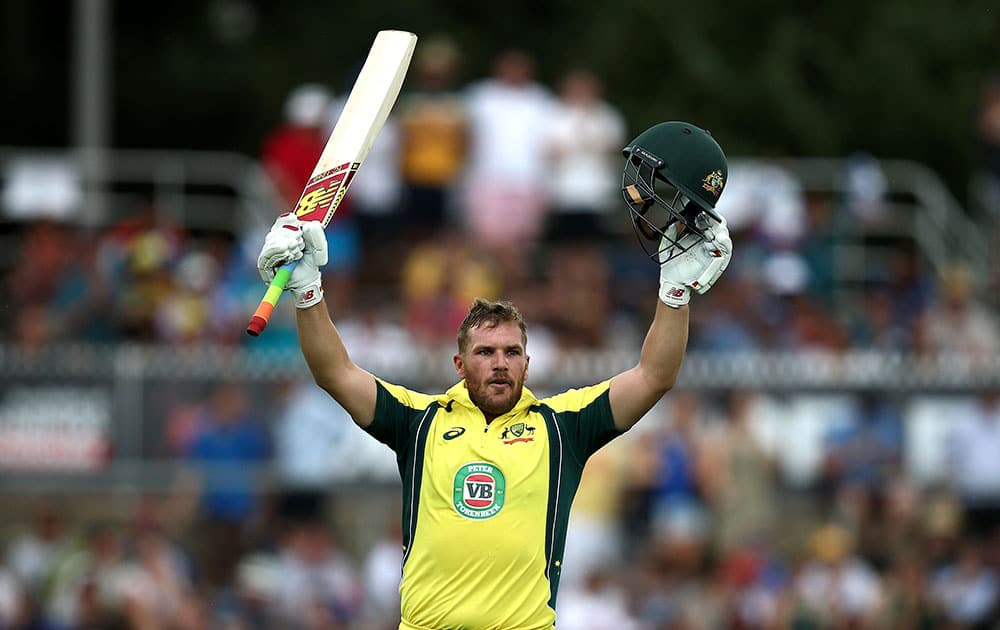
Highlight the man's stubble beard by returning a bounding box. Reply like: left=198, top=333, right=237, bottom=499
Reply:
left=469, top=381, right=523, bottom=418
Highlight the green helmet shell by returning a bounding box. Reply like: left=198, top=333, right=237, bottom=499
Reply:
left=623, top=121, right=728, bottom=216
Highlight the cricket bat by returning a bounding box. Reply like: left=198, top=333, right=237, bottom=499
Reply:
left=246, top=30, right=418, bottom=336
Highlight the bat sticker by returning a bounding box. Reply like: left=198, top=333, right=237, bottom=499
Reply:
left=294, top=162, right=360, bottom=225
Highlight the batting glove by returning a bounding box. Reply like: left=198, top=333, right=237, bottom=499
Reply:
left=659, top=213, right=732, bottom=308
left=257, top=213, right=328, bottom=309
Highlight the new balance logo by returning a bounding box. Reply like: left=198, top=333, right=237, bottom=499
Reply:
left=665, top=287, right=686, bottom=298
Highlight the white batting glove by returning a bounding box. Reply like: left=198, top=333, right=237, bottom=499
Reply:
left=658, top=214, right=732, bottom=308
left=257, top=213, right=328, bottom=309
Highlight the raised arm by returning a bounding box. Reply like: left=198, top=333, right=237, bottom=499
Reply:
left=609, top=301, right=690, bottom=431
left=257, top=214, right=377, bottom=426
left=609, top=215, right=732, bottom=431
left=295, top=299, right=377, bottom=426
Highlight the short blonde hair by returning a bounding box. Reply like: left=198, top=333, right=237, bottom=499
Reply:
left=456, top=298, right=527, bottom=354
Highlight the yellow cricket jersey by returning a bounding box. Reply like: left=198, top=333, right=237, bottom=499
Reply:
left=365, top=378, right=622, bottom=630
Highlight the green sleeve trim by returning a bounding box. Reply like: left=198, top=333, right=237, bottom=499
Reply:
left=543, top=388, right=621, bottom=465
left=539, top=405, right=585, bottom=611
left=400, top=402, right=437, bottom=568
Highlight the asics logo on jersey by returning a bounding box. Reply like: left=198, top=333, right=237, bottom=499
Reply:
left=443, top=427, right=466, bottom=441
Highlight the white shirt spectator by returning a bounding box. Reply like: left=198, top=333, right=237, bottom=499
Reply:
left=0, top=569, right=25, bottom=628
left=796, top=558, right=882, bottom=621
left=946, top=397, right=1000, bottom=502
left=363, top=534, right=403, bottom=620
left=275, top=382, right=399, bottom=485
left=464, top=79, right=554, bottom=186
left=932, top=560, right=998, bottom=625
left=461, top=53, right=556, bottom=248
left=557, top=574, right=643, bottom=630
left=546, top=92, right=625, bottom=212
left=713, top=160, right=807, bottom=245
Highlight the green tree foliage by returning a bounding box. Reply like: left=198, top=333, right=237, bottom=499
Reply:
left=2, top=0, right=997, bottom=196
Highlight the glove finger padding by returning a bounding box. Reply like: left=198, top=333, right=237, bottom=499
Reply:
left=257, top=213, right=305, bottom=283
left=690, top=218, right=732, bottom=294
left=287, top=221, right=326, bottom=309
left=300, top=221, right=328, bottom=267
left=658, top=215, right=733, bottom=306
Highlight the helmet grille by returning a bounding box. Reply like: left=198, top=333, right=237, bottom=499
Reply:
left=621, top=146, right=711, bottom=265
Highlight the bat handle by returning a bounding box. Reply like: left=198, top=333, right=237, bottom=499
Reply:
left=246, top=262, right=296, bottom=336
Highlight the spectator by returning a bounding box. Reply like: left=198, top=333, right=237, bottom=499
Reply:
left=712, top=159, right=807, bottom=248
left=397, top=35, right=468, bottom=243
left=919, top=263, right=1000, bottom=359
left=221, top=551, right=282, bottom=628
left=399, top=230, right=502, bottom=347
left=260, top=83, right=332, bottom=210
left=101, top=202, right=185, bottom=340
left=792, top=523, right=882, bottom=627
left=273, top=378, right=397, bottom=487
left=646, top=392, right=710, bottom=571
left=946, top=392, right=1000, bottom=539
left=687, top=272, right=766, bottom=353
left=462, top=49, right=555, bottom=284
left=557, top=568, right=643, bottom=630
left=0, top=566, right=26, bottom=628
left=560, top=432, right=629, bottom=593
left=885, top=248, right=933, bottom=332
left=5, top=502, right=67, bottom=596
left=185, top=384, right=271, bottom=588
left=8, top=220, right=114, bottom=346
left=45, top=523, right=127, bottom=628
left=539, top=68, right=624, bottom=348
left=877, top=553, right=940, bottom=628
left=852, top=285, right=918, bottom=351
left=800, top=193, right=838, bottom=306
left=116, top=510, right=203, bottom=630
left=543, top=68, right=625, bottom=247
left=700, top=390, right=778, bottom=554
left=821, top=392, right=905, bottom=558
left=154, top=249, right=219, bottom=345
left=930, top=539, right=999, bottom=628
left=273, top=519, right=363, bottom=628
left=821, top=393, right=904, bottom=495
left=840, top=151, right=890, bottom=227
left=362, top=520, right=404, bottom=629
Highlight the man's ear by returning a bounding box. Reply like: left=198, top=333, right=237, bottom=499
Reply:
left=523, top=354, right=529, bottom=380
left=454, top=353, right=465, bottom=379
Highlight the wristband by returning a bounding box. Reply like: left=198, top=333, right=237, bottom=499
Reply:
left=292, top=280, right=324, bottom=309
left=659, top=281, right=690, bottom=308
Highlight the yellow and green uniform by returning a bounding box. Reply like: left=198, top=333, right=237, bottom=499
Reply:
left=365, top=378, right=622, bottom=630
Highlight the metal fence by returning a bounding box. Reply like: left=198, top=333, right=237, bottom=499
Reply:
left=2, top=343, right=999, bottom=493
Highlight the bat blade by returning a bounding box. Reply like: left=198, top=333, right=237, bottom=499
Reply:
left=247, top=30, right=417, bottom=337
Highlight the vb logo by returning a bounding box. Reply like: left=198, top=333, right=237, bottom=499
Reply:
left=453, top=462, right=506, bottom=520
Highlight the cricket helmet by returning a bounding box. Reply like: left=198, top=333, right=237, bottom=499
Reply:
left=621, top=121, right=727, bottom=264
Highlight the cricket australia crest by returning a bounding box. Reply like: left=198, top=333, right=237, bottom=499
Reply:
left=701, top=169, right=725, bottom=197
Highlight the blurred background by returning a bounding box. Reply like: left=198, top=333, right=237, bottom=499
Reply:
left=1, top=1, right=1000, bottom=628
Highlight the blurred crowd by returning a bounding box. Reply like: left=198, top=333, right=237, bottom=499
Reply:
left=2, top=36, right=1000, bottom=630
left=3, top=39, right=998, bottom=358
left=2, top=387, right=1000, bottom=628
